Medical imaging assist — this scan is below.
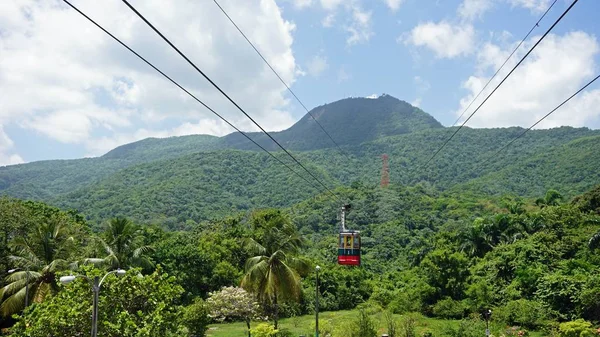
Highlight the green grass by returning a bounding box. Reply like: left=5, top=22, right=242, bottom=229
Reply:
left=207, top=309, right=545, bottom=337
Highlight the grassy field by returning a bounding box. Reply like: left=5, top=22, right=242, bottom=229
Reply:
left=207, top=309, right=545, bottom=337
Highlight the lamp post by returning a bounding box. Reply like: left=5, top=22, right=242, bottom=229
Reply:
left=60, top=269, right=126, bottom=337
left=315, top=265, right=321, bottom=337
left=482, top=309, right=492, bottom=336
left=8, top=266, right=29, bottom=308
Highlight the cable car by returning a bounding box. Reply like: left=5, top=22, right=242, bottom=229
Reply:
left=338, top=231, right=360, bottom=266
left=337, top=204, right=361, bottom=266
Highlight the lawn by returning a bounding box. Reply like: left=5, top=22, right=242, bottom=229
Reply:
left=207, top=309, right=545, bottom=337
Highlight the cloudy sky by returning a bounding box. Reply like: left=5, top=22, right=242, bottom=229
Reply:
left=0, top=0, right=598, bottom=165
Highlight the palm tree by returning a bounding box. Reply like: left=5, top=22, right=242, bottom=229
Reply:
left=241, top=211, right=308, bottom=329
left=86, top=217, right=154, bottom=271
left=535, top=189, right=563, bottom=208
left=0, top=218, right=77, bottom=317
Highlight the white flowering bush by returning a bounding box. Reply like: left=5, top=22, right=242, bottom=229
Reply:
left=206, top=286, right=263, bottom=337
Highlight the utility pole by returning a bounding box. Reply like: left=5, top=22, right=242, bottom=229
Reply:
left=315, top=265, right=321, bottom=337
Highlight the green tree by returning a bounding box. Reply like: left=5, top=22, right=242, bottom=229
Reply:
left=536, top=189, right=563, bottom=208
left=0, top=217, right=79, bottom=317
left=87, top=217, right=154, bottom=271
left=207, top=286, right=262, bottom=337
left=241, top=210, right=308, bottom=329
left=182, top=298, right=211, bottom=337
left=8, top=266, right=183, bottom=337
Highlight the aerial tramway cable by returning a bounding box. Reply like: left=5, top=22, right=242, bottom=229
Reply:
left=62, top=0, right=337, bottom=201
left=120, top=0, right=342, bottom=202
left=419, top=0, right=580, bottom=170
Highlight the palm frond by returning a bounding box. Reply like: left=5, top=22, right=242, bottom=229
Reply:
left=0, top=285, right=27, bottom=317
left=243, top=238, right=266, bottom=256
left=132, top=245, right=154, bottom=258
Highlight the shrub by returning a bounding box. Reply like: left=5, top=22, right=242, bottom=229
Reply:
left=350, top=308, right=377, bottom=337
left=557, top=319, right=595, bottom=337
left=390, top=292, right=423, bottom=314
left=400, top=315, right=417, bottom=337
left=182, top=298, right=211, bottom=337
left=493, top=299, right=550, bottom=330
left=432, top=298, right=468, bottom=319
left=442, top=318, right=486, bottom=337
left=421, top=329, right=434, bottom=337
left=250, top=323, right=278, bottom=337
left=385, top=311, right=398, bottom=337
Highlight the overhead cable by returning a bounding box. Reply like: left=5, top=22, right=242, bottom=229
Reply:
left=419, top=0, right=579, bottom=169
left=62, top=0, right=336, bottom=201
left=121, top=0, right=342, bottom=201
left=212, top=0, right=351, bottom=160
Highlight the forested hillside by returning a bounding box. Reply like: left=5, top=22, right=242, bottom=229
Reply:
left=0, top=95, right=598, bottom=228
left=3, top=183, right=600, bottom=336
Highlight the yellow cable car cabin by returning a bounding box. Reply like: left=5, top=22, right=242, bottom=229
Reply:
left=338, top=231, right=360, bottom=266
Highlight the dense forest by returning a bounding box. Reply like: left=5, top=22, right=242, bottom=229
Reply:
left=1, top=95, right=600, bottom=336
left=0, top=96, right=598, bottom=229
left=1, top=182, right=600, bottom=336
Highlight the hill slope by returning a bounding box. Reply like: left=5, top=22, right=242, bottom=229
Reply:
left=0, top=95, right=598, bottom=227
left=222, top=94, right=443, bottom=150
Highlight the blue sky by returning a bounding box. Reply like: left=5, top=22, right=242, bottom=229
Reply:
left=0, top=0, right=599, bottom=164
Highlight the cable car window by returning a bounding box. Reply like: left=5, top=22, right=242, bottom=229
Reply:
left=353, top=234, right=360, bottom=249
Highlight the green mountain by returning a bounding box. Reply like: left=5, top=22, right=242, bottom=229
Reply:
left=0, top=95, right=598, bottom=227
left=222, top=94, right=443, bottom=150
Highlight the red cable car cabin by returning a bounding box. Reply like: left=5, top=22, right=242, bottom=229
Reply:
left=338, top=231, right=360, bottom=266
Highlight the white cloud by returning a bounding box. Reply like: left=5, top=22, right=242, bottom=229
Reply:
left=0, top=0, right=299, bottom=160
left=320, top=0, right=343, bottom=10
left=457, top=0, right=553, bottom=21
left=366, top=94, right=378, bottom=99
left=337, top=67, right=351, bottom=83
left=0, top=126, right=23, bottom=166
left=411, top=98, right=422, bottom=107
left=457, top=31, right=600, bottom=129
left=322, top=13, right=335, bottom=27
left=404, top=21, right=475, bottom=58
left=346, top=5, right=373, bottom=46
left=85, top=118, right=235, bottom=155
left=317, top=1, right=372, bottom=46
left=507, top=0, right=551, bottom=13
left=292, top=0, right=313, bottom=9
left=306, top=55, right=329, bottom=77
left=458, top=0, right=494, bottom=20
left=383, top=0, right=404, bottom=12
left=414, top=76, right=431, bottom=93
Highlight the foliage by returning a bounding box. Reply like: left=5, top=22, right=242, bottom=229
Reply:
left=1, top=97, right=598, bottom=228
left=432, top=298, right=468, bottom=319
left=249, top=323, right=278, bottom=337
left=206, top=286, right=261, bottom=337
left=241, top=210, right=309, bottom=329
left=493, top=299, right=550, bottom=329
left=0, top=211, right=84, bottom=317
left=399, top=315, right=417, bottom=337
left=441, top=318, right=486, bottom=337
left=86, top=217, right=154, bottom=271
left=182, top=298, right=211, bottom=337
left=350, top=308, right=377, bottom=337
left=8, top=266, right=184, bottom=337
left=557, top=319, right=595, bottom=337
left=385, top=310, right=398, bottom=337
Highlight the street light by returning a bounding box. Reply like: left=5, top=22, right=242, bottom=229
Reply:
left=315, top=265, right=321, bottom=337
left=60, top=269, right=126, bottom=337
left=482, top=309, right=492, bottom=336
left=8, top=266, right=29, bottom=308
